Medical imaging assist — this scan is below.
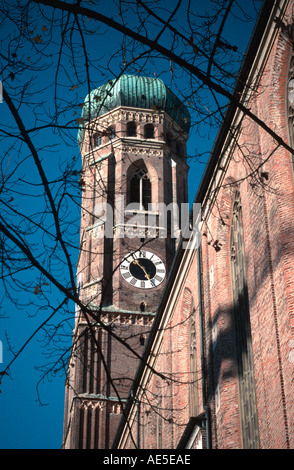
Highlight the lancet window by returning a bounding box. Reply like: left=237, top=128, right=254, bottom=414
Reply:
left=129, top=168, right=152, bottom=210
left=230, top=191, right=259, bottom=449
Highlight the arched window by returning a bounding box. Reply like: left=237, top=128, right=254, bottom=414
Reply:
left=129, top=168, right=151, bottom=210
left=127, top=121, right=137, bottom=137
left=230, top=191, right=259, bottom=449
left=144, top=123, right=154, bottom=139
left=93, top=134, right=102, bottom=147
left=107, top=126, right=116, bottom=140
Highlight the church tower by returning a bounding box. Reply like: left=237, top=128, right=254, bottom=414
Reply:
left=62, top=75, right=190, bottom=449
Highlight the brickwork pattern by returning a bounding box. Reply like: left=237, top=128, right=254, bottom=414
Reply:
left=122, top=2, right=294, bottom=450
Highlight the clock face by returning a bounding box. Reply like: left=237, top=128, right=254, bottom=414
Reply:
left=120, top=250, right=166, bottom=289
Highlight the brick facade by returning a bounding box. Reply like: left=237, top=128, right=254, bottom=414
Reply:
left=114, top=0, right=294, bottom=450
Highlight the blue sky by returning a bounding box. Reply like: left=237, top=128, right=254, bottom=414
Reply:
left=0, top=0, right=260, bottom=449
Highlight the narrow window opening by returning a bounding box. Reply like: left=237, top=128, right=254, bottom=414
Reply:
left=130, top=174, right=140, bottom=205
left=108, top=127, right=116, bottom=140
left=129, top=168, right=152, bottom=210
left=142, top=175, right=151, bottom=209
left=93, top=134, right=102, bottom=147
left=230, top=190, right=259, bottom=449
left=127, top=122, right=137, bottom=137
left=145, top=124, right=154, bottom=139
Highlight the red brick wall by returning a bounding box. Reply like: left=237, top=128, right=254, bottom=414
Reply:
left=199, top=11, right=294, bottom=447
left=125, top=2, right=294, bottom=449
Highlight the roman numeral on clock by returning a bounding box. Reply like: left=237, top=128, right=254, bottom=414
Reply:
left=120, top=264, right=129, bottom=270
left=122, top=272, right=132, bottom=279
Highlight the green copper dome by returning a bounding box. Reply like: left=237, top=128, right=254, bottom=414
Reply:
left=78, top=74, right=190, bottom=145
